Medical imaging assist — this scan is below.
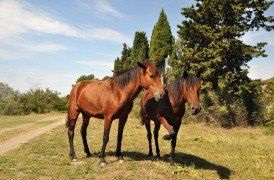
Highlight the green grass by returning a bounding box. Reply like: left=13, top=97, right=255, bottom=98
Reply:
left=0, top=115, right=273, bottom=179
left=0, top=112, right=63, bottom=143
left=0, top=112, right=63, bottom=128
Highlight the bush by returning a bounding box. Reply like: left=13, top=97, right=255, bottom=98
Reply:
left=0, top=83, right=68, bottom=115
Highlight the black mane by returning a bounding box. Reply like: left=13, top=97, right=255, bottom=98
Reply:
left=111, top=66, right=140, bottom=88
left=167, top=74, right=200, bottom=102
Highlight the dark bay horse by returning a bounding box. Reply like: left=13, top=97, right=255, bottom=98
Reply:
left=66, top=61, right=165, bottom=166
left=140, top=70, right=201, bottom=165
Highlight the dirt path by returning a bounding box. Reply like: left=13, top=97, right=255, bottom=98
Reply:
left=0, top=116, right=66, bottom=155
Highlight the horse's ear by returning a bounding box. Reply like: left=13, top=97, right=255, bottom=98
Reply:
left=137, top=62, right=147, bottom=70
left=183, top=70, right=188, bottom=79
left=196, top=68, right=203, bottom=78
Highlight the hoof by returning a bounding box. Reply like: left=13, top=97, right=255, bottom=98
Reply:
left=72, top=158, right=77, bottom=162
left=86, top=153, right=92, bottom=158
left=163, top=133, right=176, bottom=140
left=99, top=162, right=106, bottom=167
left=147, top=153, right=153, bottom=158
left=118, top=156, right=124, bottom=163
left=156, top=154, right=161, bottom=158
left=163, top=134, right=172, bottom=140
left=99, top=158, right=107, bottom=167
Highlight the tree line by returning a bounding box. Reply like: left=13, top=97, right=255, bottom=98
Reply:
left=113, top=1, right=274, bottom=127
left=0, top=82, right=67, bottom=115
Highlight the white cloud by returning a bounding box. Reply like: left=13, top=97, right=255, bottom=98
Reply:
left=0, top=48, right=32, bottom=60
left=0, top=41, right=66, bottom=60
left=0, top=67, right=78, bottom=95
left=0, top=0, right=130, bottom=43
left=76, top=0, right=125, bottom=19
left=77, top=60, right=113, bottom=68
left=248, top=59, right=274, bottom=80
left=241, top=30, right=274, bottom=46
left=76, top=60, right=114, bottom=78
left=21, top=43, right=67, bottom=53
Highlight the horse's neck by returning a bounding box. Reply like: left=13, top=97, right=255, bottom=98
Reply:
left=169, top=88, right=186, bottom=113
left=118, top=80, right=142, bottom=103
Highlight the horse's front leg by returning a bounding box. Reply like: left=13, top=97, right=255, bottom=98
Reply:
left=154, top=122, right=161, bottom=158
left=157, top=115, right=175, bottom=140
left=170, top=122, right=181, bottom=165
left=99, top=117, right=113, bottom=166
left=145, top=121, right=153, bottom=157
left=115, top=115, right=128, bottom=162
left=170, top=133, right=177, bottom=165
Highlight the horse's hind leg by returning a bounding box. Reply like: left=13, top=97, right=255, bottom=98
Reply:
left=154, top=122, right=161, bottom=158
left=145, top=121, right=153, bottom=157
left=66, top=109, right=79, bottom=160
left=99, top=116, right=113, bottom=166
left=81, top=113, right=91, bottom=157
left=116, top=115, right=128, bottom=162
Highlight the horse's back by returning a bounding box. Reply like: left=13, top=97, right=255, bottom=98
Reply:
left=69, top=80, right=111, bottom=118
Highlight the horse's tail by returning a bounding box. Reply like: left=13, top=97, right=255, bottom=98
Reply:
left=66, top=84, right=80, bottom=128
left=65, top=108, right=70, bottom=128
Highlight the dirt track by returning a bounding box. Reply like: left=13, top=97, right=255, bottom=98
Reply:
left=0, top=116, right=66, bottom=155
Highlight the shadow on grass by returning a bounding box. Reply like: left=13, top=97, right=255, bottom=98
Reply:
left=95, top=151, right=231, bottom=179
left=85, top=150, right=231, bottom=179
left=166, top=152, right=231, bottom=179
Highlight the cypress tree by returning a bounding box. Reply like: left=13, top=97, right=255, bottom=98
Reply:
left=120, top=43, right=131, bottom=71
left=149, top=9, right=173, bottom=82
left=175, top=0, right=274, bottom=126
left=130, top=31, right=149, bottom=67
left=113, top=57, right=122, bottom=75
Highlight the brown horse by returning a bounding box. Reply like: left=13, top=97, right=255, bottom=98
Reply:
left=66, top=61, right=165, bottom=166
left=140, top=70, right=201, bottom=165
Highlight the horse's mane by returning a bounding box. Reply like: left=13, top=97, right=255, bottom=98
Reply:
left=111, top=61, right=154, bottom=89
left=167, top=74, right=200, bottom=102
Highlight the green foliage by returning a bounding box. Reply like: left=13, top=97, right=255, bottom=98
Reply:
left=262, top=78, right=274, bottom=123
left=101, top=76, right=111, bottom=80
left=169, top=0, right=274, bottom=127
left=0, top=83, right=67, bottom=115
left=113, top=57, right=122, bottom=75
left=150, top=9, right=173, bottom=83
left=76, top=74, right=95, bottom=83
left=149, top=9, right=173, bottom=64
left=120, top=43, right=131, bottom=70
left=0, top=82, right=19, bottom=100
left=130, top=31, right=149, bottom=66
left=113, top=43, right=131, bottom=75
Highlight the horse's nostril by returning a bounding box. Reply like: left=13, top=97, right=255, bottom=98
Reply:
left=191, top=106, right=195, bottom=110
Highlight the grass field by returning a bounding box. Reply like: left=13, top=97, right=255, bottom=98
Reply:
left=0, top=114, right=273, bottom=179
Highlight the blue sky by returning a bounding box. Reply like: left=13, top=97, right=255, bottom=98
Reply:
left=0, top=0, right=273, bottom=95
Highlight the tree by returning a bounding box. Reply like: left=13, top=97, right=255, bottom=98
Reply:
left=0, top=82, right=19, bottom=100
left=101, top=76, right=111, bottom=80
left=130, top=31, right=149, bottom=67
left=76, top=74, right=95, bottom=83
left=113, top=57, right=122, bottom=75
left=120, top=43, right=131, bottom=71
left=174, top=0, right=274, bottom=126
left=149, top=9, right=173, bottom=82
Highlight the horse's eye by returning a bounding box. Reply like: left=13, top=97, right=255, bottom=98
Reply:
left=149, top=75, right=155, bottom=78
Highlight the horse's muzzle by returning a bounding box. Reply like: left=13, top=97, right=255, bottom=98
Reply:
left=154, top=91, right=164, bottom=101
left=191, top=106, right=201, bottom=115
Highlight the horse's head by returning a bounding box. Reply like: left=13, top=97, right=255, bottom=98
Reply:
left=182, top=70, right=202, bottom=115
left=138, top=61, right=165, bottom=101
